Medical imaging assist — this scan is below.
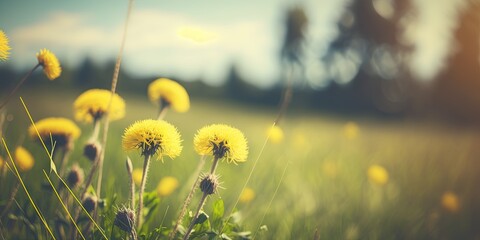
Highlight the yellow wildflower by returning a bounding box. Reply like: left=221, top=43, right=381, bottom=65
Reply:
left=29, top=117, right=81, bottom=149
left=0, top=155, right=4, bottom=168
left=132, top=168, right=143, bottom=186
left=156, top=176, right=179, bottom=197
left=122, top=119, right=182, bottom=158
left=194, top=124, right=248, bottom=163
left=322, top=160, right=338, bottom=178
left=367, top=164, right=389, bottom=186
left=148, top=78, right=190, bottom=113
left=267, top=125, right=284, bottom=144
left=15, top=146, right=34, bottom=172
left=441, top=191, right=460, bottom=213
left=343, top=121, right=359, bottom=140
left=36, top=48, right=61, bottom=80
left=74, top=89, right=126, bottom=123
left=0, top=30, right=11, bottom=61
left=239, top=187, right=255, bottom=203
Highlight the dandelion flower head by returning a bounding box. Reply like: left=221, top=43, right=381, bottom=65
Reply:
left=239, top=187, right=255, bottom=203
left=367, top=164, right=389, bottom=186
left=148, top=78, right=190, bottom=113
left=267, top=125, right=284, bottom=144
left=122, top=119, right=182, bottom=158
left=29, top=117, right=81, bottom=148
left=0, top=156, right=4, bottom=168
left=74, top=89, right=126, bottom=123
left=441, top=191, right=460, bottom=213
left=156, top=176, right=179, bottom=197
left=36, top=48, right=61, bottom=80
left=194, top=124, right=248, bottom=163
left=0, top=30, right=11, bottom=61
left=15, top=146, right=34, bottom=172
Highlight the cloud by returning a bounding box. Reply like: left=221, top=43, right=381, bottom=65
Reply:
left=11, top=12, right=118, bottom=67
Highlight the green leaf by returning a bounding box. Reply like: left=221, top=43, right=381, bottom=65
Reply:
left=212, top=199, right=224, bottom=230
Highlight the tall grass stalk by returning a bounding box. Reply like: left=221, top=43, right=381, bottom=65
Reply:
left=1, top=138, right=56, bottom=239
left=0, top=64, right=40, bottom=109
left=221, top=66, right=294, bottom=235
left=169, top=156, right=206, bottom=240
left=95, top=0, right=135, bottom=200
left=43, top=170, right=86, bottom=240
left=252, top=160, right=289, bottom=240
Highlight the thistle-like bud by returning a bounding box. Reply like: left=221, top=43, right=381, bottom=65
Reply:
left=84, top=141, right=101, bottom=162
left=82, top=195, right=97, bottom=212
left=114, top=207, right=136, bottom=233
left=199, top=174, right=219, bottom=195
left=67, top=164, right=84, bottom=188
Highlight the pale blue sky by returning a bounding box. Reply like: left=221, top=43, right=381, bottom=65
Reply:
left=0, top=0, right=467, bottom=87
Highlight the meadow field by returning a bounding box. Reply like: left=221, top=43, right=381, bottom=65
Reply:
left=1, top=86, right=479, bottom=239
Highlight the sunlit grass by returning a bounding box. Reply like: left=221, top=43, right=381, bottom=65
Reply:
left=2, top=86, right=480, bottom=239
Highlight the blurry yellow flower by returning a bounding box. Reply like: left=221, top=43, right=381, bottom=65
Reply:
left=156, top=176, right=179, bottom=197
left=367, top=164, right=389, bottom=186
left=15, top=146, right=34, bottom=172
left=122, top=119, right=182, bottom=158
left=74, top=89, right=126, bottom=123
left=0, top=30, right=11, bottom=61
left=0, top=155, right=4, bottom=168
left=322, top=160, right=338, bottom=178
left=36, top=49, right=61, bottom=80
left=239, top=187, right=255, bottom=203
left=132, top=169, right=143, bottom=186
left=343, top=121, right=359, bottom=140
left=267, top=125, right=284, bottom=144
left=148, top=78, right=190, bottom=113
left=194, top=124, right=248, bottom=163
left=29, top=117, right=81, bottom=149
left=441, top=191, right=460, bottom=213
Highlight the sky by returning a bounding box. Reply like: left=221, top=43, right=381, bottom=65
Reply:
left=0, top=0, right=468, bottom=88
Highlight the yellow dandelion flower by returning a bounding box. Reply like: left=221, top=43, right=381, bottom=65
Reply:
left=132, top=168, right=143, bottom=186
left=239, top=187, right=255, bottom=203
left=343, top=121, right=359, bottom=140
left=74, top=89, right=126, bottom=123
left=0, top=30, right=11, bottom=61
left=367, top=164, right=389, bottom=186
left=267, top=125, right=284, bottom=144
left=15, top=146, right=34, bottom=172
left=0, top=155, right=4, bottom=168
left=194, top=124, right=248, bottom=163
left=322, top=160, right=338, bottom=178
left=441, top=191, right=460, bottom=213
left=156, top=176, right=179, bottom=197
left=36, top=48, right=61, bottom=80
left=148, top=78, right=190, bottom=113
left=29, top=117, right=81, bottom=149
left=122, top=119, right=182, bottom=158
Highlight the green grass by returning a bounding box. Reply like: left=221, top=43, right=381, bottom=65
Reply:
left=1, top=86, right=479, bottom=239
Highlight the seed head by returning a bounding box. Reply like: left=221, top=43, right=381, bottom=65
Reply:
left=84, top=141, right=101, bottom=162
left=114, top=207, right=136, bottom=233
left=67, top=164, right=84, bottom=188
left=82, top=195, right=97, bottom=212
left=200, top=174, right=219, bottom=195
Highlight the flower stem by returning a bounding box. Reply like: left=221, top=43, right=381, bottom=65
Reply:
left=91, top=119, right=101, bottom=141
left=0, top=63, right=40, bottom=109
left=0, top=180, right=20, bottom=218
left=183, top=193, right=208, bottom=240
left=136, top=154, right=152, bottom=229
left=126, top=157, right=135, bottom=210
left=157, top=105, right=169, bottom=121
left=210, top=156, right=220, bottom=174
left=169, top=156, right=206, bottom=240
